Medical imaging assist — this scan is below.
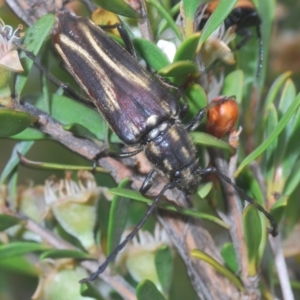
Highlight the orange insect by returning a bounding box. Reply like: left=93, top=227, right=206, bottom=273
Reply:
left=206, top=96, right=239, bottom=138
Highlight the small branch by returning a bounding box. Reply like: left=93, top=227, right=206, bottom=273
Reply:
left=138, top=0, right=154, bottom=41
left=210, top=145, right=255, bottom=296
left=269, top=235, right=294, bottom=300
left=213, top=151, right=249, bottom=286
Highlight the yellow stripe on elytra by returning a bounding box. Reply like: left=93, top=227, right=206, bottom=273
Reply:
left=83, top=21, right=153, bottom=93
left=57, top=33, right=121, bottom=112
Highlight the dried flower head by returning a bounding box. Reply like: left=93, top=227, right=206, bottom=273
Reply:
left=44, top=171, right=104, bottom=253
left=0, top=19, right=24, bottom=72
left=116, top=223, right=172, bottom=293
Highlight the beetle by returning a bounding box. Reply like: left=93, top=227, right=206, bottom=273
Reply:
left=195, top=0, right=262, bottom=76
left=50, top=11, right=277, bottom=282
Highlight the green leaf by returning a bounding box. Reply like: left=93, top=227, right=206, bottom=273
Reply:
left=235, top=28, right=258, bottom=95
left=0, top=242, right=49, bottom=259
left=197, top=182, right=213, bottom=199
left=256, top=0, right=276, bottom=90
left=63, top=123, right=98, bottom=140
left=0, top=141, right=34, bottom=185
left=173, top=32, right=201, bottom=62
left=198, top=0, right=238, bottom=46
left=0, top=108, right=36, bottom=137
left=80, top=282, right=104, bottom=300
left=221, top=243, right=238, bottom=274
left=184, top=83, right=207, bottom=121
left=191, top=249, right=244, bottom=291
left=264, top=104, right=278, bottom=182
left=182, top=0, right=201, bottom=36
left=156, top=2, right=181, bottom=36
left=270, top=195, right=288, bottom=224
left=274, top=79, right=297, bottom=170
left=94, top=0, right=139, bottom=18
left=18, top=153, right=108, bottom=173
left=0, top=214, right=22, bottom=231
left=158, top=61, right=199, bottom=77
left=246, top=175, right=267, bottom=260
left=281, top=187, right=300, bottom=236
left=158, top=61, right=199, bottom=86
left=15, top=14, right=56, bottom=95
left=263, top=72, right=292, bottom=112
left=40, top=249, right=92, bottom=260
left=27, top=93, right=119, bottom=142
left=136, top=280, right=166, bottom=300
left=147, top=0, right=182, bottom=40
left=109, top=188, right=229, bottom=229
left=11, top=127, right=46, bottom=140
left=155, top=246, right=173, bottom=295
left=236, top=93, right=300, bottom=176
left=133, top=38, right=170, bottom=71
left=222, top=70, right=244, bottom=104
left=183, top=0, right=200, bottom=20
left=107, top=179, right=131, bottom=260
left=284, top=160, right=300, bottom=196
left=0, top=255, right=38, bottom=277
left=243, top=205, right=262, bottom=276
left=282, top=106, right=300, bottom=185
left=191, top=132, right=236, bottom=155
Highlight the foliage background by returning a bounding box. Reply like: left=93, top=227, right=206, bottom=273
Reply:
left=1, top=0, right=300, bottom=299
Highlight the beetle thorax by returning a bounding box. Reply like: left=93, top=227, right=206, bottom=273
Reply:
left=145, top=121, right=201, bottom=193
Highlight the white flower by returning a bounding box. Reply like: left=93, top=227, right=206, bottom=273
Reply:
left=157, top=39, right=176, bottom=62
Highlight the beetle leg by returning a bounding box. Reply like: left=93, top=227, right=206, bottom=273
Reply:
left=101, top=23, right=136, bottom=58
left=185, top=96, right=234, bottom=132
left=197, top=167, right=278, bottom=237
left=235, top=28, right=253, bottom=50
left=140, top=169, right=158, bottom=194
left=178, top=90, right=189, bottom=120
left=94, top=147, right=143, bottom=161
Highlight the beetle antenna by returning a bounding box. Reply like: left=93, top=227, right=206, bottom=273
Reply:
left=198, top=167, right=278, bottom=237
left=256, top=25, right=263, bottom=79
left=79, top=182, right=176, bottom=283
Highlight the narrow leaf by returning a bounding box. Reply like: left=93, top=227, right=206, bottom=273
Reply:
left=191, top=132, right=236, bottom=155
left=236, top=93, right=300, bottom=176
left=0, top=141, right=34, bottom=185
left=147, top=0, right=182, bottom=40
left=0, top=242, right=48, bottom=259
left=191, top=249, right=244, bottom=291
